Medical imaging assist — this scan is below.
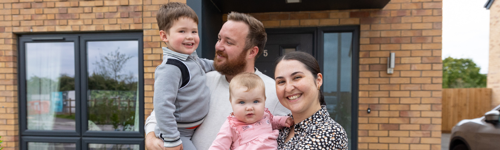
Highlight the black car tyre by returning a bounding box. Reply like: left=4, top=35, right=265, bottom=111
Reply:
left=452, top=143, right=468, bottom=150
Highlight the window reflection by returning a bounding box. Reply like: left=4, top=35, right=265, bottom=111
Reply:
left=28, top=142, right=76, bottom=150
left=88, top=144, right=140, bottom=150
left=26, top=42, right=76, bottom=131
left=87, top=41, right=140, bottom=132
left=283, top=48, right=296, bottom=54
left=323, top=32, right=353, bottom=149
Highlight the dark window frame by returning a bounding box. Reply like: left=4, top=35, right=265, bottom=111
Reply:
left=82, top=137, right=144, bottom=150
left=266, top=26, right=359, bottom=150
left=318, top=26, right=360, bottom=150
left=21, top=136, right=81, bottom=150
left=18, top=32, right=144, bottom=149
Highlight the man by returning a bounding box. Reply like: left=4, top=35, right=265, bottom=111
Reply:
left=145, top=12, right=290, bottom=150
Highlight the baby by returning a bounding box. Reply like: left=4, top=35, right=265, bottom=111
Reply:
left=209, top=73, right=293, bottom=150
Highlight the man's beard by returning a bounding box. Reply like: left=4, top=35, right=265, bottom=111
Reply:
left=214, top=50, right=247, bottom=76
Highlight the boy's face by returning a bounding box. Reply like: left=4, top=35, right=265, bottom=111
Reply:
left=230, top=86, right=266, bottom=124
left=160, top=17, right=199, bottom=55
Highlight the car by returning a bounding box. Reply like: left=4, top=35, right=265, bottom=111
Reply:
left=449, top=105, right=500, bottom=150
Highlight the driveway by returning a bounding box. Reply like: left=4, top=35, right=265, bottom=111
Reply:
left=442, top=133, right=451, bottom=150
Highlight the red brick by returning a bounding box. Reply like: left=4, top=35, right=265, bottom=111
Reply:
left=412, top=9, right=433, bottom=16
left=371, top=10, right=391, bottom=17
left=411, top=91, right=432, bottom=97
left=411, top=64, right=432, bottom=70
left=380, top=85, right=400, bottom=91
left=391, top=37, right=411, bottom=43
left=381, top=17, right=401, bottom=23
left=392, top=10, right=411, bottom=16
left=402, top=3, right=422, bottom=9
left=402, top=16, right=422, bottom=23
left=269, top=14, right=290, bottom=20
left=380, top=111, right=400, bottom=117
left=360, top=18, right=381, bottom=24
left=400, top=111, right=421, bottom=117
left=402, top=30, right=422, bottom=36
left=370, top=65, right=388, bottom=70
left=290, top=13, right=309, bottom=19
left=390, top=104, right=410, bottom=110
left=310, top=13, right=328, bottom=19
left=370, top=37, right=391, bottom=44
left=380, top=124, right=399, bottom=130
left=350, top=11, right=371, bottom=18
left=410, top=131, right=431, bottom=137
left=422, top=30, right=442, bottom=36
left=423, top=2, right=442, bottom=9
left=361, top=31, right=381, bottom=37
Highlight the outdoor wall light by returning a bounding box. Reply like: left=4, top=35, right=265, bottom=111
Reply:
left=387, top=52, right=395, bottom=74
left=286, top=0, right=301, bottom=3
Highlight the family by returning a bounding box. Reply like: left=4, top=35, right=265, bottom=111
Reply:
left=145, top=2, right=348, bottom=150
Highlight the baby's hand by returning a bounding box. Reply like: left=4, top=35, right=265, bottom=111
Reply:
left=285, top=117, right=294, bottom=127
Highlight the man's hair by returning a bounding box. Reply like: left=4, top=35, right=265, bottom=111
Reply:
left=229, top=73, right=266, bottom=101
left=156, top=2, right=198, bottom=32
left=227, top=12, right=267, bottom=58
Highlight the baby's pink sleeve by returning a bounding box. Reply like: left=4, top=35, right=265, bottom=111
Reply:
left=271, top=115, right=290, bottom=130
left=209, top=119, right=234, bottom=150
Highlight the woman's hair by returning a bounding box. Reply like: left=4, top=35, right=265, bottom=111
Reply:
left=275, top=51, right=326, bottom=105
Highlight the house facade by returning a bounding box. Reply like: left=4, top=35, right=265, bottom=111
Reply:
left=0, top=0, right=443, bottom=149
left=487, top=0, right=500, bottom=107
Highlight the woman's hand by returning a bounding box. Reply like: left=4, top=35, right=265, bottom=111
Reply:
left=285, top=117, right=294, bottom=127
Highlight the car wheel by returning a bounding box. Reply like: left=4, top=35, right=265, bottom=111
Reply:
left=452, top=143, right=468, bottom=150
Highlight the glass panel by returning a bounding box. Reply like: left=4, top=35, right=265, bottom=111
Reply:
left=87, top=41, right=140, bottom=132
left=283, top=48, right=296, bottom=54
left=323, top=32, right=353, bottom=149
left=28, top=142, right=76, bottom=150
left=26, top=42, right=76, bottom=131
left=88, top=144, right=140, bottom=150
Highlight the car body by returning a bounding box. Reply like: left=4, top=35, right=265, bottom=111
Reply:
left=449, top=105, right=500, bottom=150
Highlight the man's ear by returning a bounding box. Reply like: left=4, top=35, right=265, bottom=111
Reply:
left=159, top=30, right=168, bottom=43
left=247, top=46, right=259, bottom=59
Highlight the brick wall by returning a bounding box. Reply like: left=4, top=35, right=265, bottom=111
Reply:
left=245, top=0, right=443, bottom=149
left=489, top=0, right=500, bottom=107
left=0, top=0, right=178, bottom=149
left=0, top=0, right=443, bottom=149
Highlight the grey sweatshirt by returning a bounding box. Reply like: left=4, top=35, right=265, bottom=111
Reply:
left=154, top=47, right=214, bottom=147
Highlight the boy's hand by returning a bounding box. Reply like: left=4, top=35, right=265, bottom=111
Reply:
left=285, top=117, right=294, bottom=127
left=164, top=144, right=183, bottom=150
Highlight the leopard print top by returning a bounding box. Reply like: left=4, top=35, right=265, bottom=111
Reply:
left=277, top=106, right=348, bottom=150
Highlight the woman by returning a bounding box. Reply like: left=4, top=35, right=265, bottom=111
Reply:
left=274, top=51, right=348, bottom=149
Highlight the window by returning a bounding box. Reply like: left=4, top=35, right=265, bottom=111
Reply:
left=19, top=33, right=144, bottom=150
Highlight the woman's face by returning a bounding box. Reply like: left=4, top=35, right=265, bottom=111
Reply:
left=274, top=60, right=323, bottom=115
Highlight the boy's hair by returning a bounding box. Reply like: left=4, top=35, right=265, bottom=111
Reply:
left=156, top=2, right=198, bottom=32
left=229, top=73, right=266, bottom=101
left=227, top=12, right=267, bottom=58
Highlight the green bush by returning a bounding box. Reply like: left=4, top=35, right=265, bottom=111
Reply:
left=88, top=90, right=136, bottom=131
left=0, top=136, right=3, bottom=150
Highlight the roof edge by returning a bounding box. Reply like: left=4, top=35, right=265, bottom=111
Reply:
left=485, top=0, right=495, bottom=9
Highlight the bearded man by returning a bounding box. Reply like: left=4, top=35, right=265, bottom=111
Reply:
left=145, top=12, right=289, bottom=150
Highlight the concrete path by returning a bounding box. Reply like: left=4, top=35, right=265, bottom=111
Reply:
left=442, top=133, right=451, bottom=150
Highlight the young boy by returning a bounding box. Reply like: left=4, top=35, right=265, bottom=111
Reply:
left=152, top=2, right=214, bottom=150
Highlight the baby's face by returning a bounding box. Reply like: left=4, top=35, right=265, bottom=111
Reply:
left=230, top=86, right=266, bottom=124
